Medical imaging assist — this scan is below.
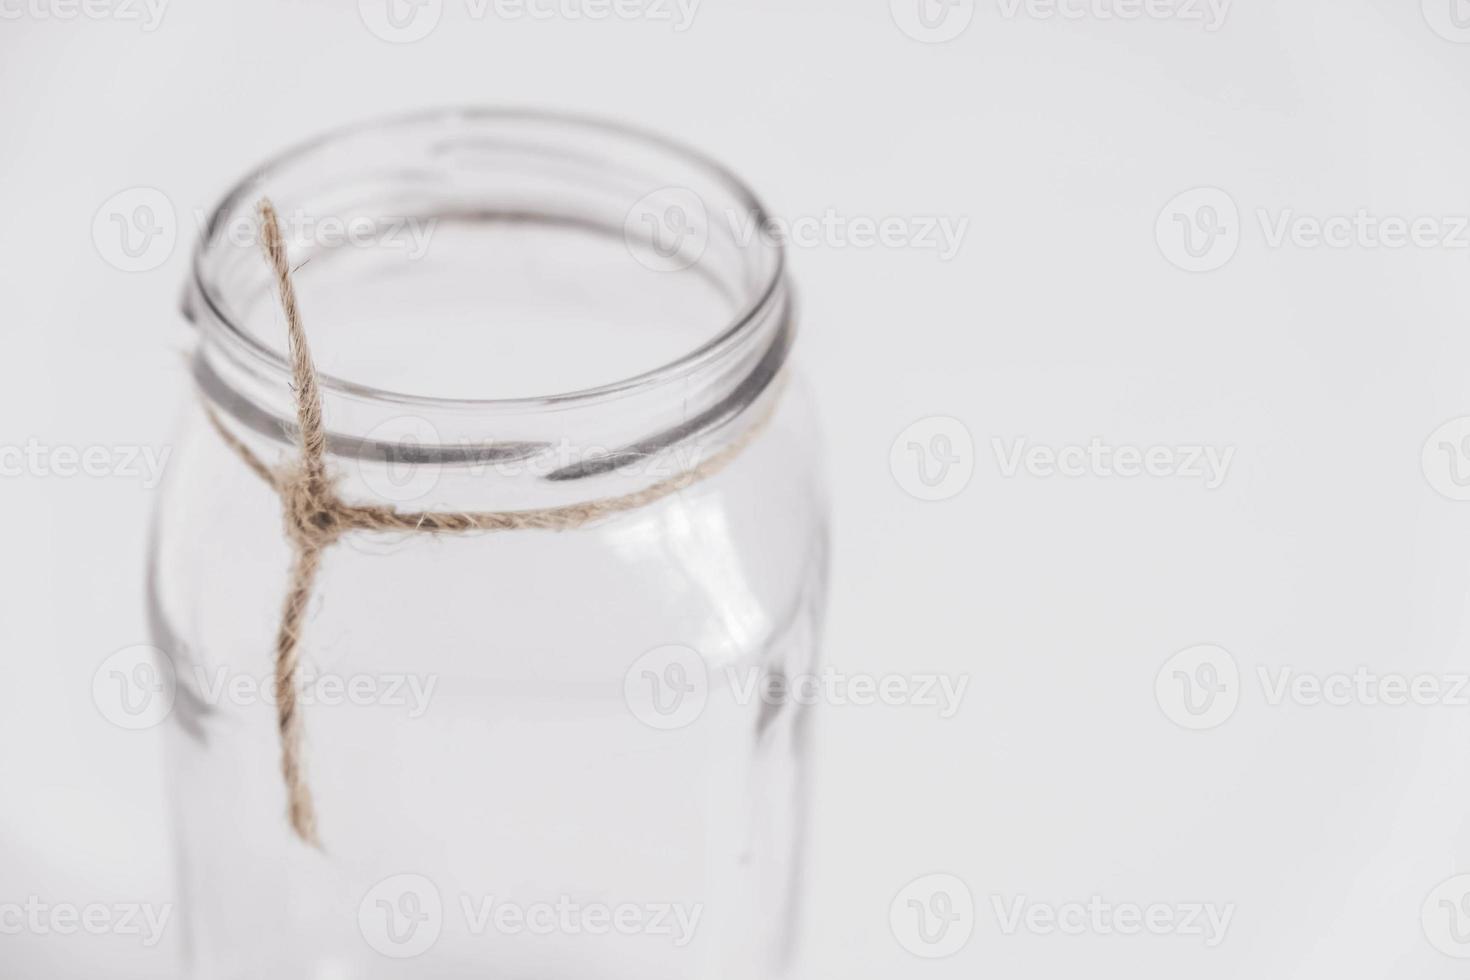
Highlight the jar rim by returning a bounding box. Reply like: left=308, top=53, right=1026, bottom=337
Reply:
left=189, top=105, right=789, bottom=412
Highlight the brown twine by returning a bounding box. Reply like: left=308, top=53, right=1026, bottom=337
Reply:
left=207, top=199, right=781, bottom=847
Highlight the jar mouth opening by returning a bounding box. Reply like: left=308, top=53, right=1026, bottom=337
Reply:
left=189, top=106, right=788, bottom=411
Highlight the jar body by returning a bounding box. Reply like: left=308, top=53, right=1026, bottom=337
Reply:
left=148, top=109, right=827, bottom=979
left=150, top=378, right=825, bottom=978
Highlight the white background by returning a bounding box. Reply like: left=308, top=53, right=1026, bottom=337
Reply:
left=8, top=0, right=1470, bottom=976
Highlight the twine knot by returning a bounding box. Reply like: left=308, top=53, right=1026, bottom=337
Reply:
left=281, top=471, right=346, bottom=551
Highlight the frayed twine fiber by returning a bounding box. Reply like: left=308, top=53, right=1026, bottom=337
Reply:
left=207, top=198, right=780, bottom=846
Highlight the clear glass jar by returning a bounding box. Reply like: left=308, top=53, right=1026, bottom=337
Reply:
left=148, top=108, right=827, bottom=979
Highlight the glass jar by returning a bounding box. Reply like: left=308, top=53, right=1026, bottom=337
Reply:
left=148, top=108, right=828, bottom=979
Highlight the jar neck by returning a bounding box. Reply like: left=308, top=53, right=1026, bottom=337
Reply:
left=190, top=285, right=792, bottom=512
left=185, top=109, right=792, bottom=512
